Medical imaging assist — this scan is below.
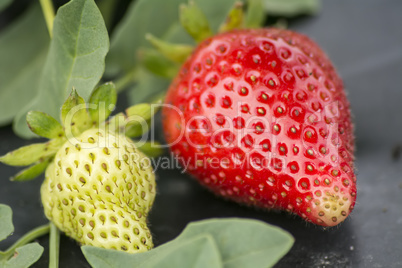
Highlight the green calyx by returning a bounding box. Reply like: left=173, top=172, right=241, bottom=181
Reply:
left=143, top=0, right=264, bottom=78
left=0, top=83, right=162, bottom=182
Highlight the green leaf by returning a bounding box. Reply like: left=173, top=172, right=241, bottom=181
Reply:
left=82, top=218, right=293, bottom=268
left=2, top=243, right=44, bottom=268
left=61, top=89, right=91, bottom=138
left=149, top=235, right=222, bottom=268
left=106, top=0, right=185, bottom=76
left=139, top=49, right=179, bottom=79
left=26, top=111, right=64, bottom=139
left=13, top=0, right=109, bottom=138
left=177, top=218, right=294, bottom=268
left=0, top=138, right=64, bottom=166
left=0, top=0, right=12, bottom=12
left=263, top=0, right=320, bottom=17
left=83, top=234, right=222, bottom=268
left=106, top=0, right=237, bottom=77
left=88, top=82, right=117, bottom=124
left=0, top=210, right=48, bottom=268
left=152, top=235, right=222, bottom=268
left=0, top=3, right=49, bottom=126
left=145, top=34, right=193, bottom=64
left=179, top=1, right=213, bottom=42
left=218, top=1, right=244, bottom=33
left=0, top=204, right=13, bottom=242
left=11, top=158, right=51, bottom=181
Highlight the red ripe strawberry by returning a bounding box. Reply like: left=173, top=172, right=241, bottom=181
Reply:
left=162, top=28, right=356, bottom=227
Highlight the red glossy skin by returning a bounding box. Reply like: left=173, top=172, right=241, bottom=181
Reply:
left=162, top=28, right=356, bottom=226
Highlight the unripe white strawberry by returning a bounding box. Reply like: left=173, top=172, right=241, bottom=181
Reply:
left=0, top=85, right=162, bottom=253
left=41, top=128, right=155, bottom=253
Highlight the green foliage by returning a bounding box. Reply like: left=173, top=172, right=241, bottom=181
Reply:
left=0, top=3, right=49, bottom=126
left=139, top=49, right=179, bottom=79
left=179, top=1, right=213, bottom=42
left=1, top=243, right=44, bottom=268
left=88, top=82, right=117, bottom=124
left=0, top=138, right=64, bottom=166
left=13, top=0, right=109, bottom=138
left=11, top=158, right=51, bottom=181
left=0, top=205, right=13, bottom=242
left=0, top=204, right=45, bottom=268
left=124, top=103, right=155, bottom=138
left=105, top=0, right=187, bottom=76
left=245, top=0, right=265, bottom=28
left=218, top=2, right=244, bottom=33
left=61, top=89, right=91, bottom=137
left=26, top=111, right=64, bottom=139
left=84, top=235, right=222, bottom=268
left=127, top=69, right=171, bottom=105
left=136, top=141, right=164, bottom=158
left=263, top=0, right=320, bottom=17
left=178, top=218, right=295, bottom=268
left=82, top=218, right=294, bottom=268
left=146, top=34, right=193, bottom=64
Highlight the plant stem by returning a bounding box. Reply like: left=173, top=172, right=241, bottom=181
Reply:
left=114, top=68, right=139, bottom=93
left=39, top=0, right=55, bottom=38
left=49, top=223, right=60, bottom=268
left=3, top=224, right=50, bottom=259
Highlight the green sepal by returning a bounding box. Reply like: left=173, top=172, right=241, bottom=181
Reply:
left=106, top=103, right=160, bottom=138
left=26, top=111, right=64, bottom=139
left=180, top=1, right=213, bottom=43
left=125, top=124, right=149, bottom=138
left=88, top=82, right=117, bottom=125
left=0, top=138, right=65, bottom=167
left=105, top=112, right=126, bottom=135
left=136, top=141, right=164, bottom=158
left=126, top=103, right=156, bottom=122
left=245, top=0, right=265, bottom=28
left=124, top=103, right=155, bottom=138
left=145, top=33, right=194, bottom=64
left=126, top=103, right=159, bottom=124
left=139, top=49, right=179, bottom=79
left=262, top=0, right=320, bottom=17
left=219, top=1, right=244, bottom=33
left=11, top=158, right=52, bottom=182
left=61, top=89, right=91, bottom=137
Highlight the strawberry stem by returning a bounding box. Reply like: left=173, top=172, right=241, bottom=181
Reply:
left=39, top=0, right=55, bottom=38
left=145, top=34, right=194, bottom=64
left=2, top=224, right=50, bottom=260
left=114, top=68, right=139, bottom=93
left=49, top=223, right=60, bottom=268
